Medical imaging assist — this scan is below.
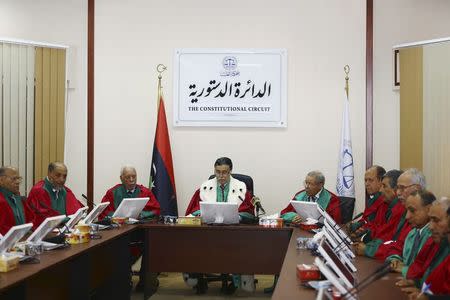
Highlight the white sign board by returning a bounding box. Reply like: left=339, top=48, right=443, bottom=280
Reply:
left=174, top=49, right=287, bottom=127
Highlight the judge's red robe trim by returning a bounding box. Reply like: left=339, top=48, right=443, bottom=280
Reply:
left=373, top=220, right=412, bottom=260
left=185, top=189, right=255, bottom=216
left=99, top=184, right=160, bottom=220
left=424, top=255, right=450, bottom=295
left=26, top=180, right=83, bottom=228
left=369, top=199, right=405, bottom=241
left=361, top=193, right=385, bottom=224
left=280, top=189, right=342, bottom=224
left=0, top=194, right=34, bottom=235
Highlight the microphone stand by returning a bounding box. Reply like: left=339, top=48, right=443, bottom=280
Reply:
left=342, top=261, right=391, bottom=299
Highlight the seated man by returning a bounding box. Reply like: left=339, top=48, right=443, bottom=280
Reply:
left=99, top=165, right=160, bottom=292
left=355, top=169, right=416, bottom=260
left=397, top=197, right=450, bottom=292
left=280, top=171, right=341, bottom=224
left=27, top=162, right=82, bottom=227
left=185, top=157, right=255, bottom=223
left=349, top=165, right=385, bottom=232
left=0, top=166, right=34, bottom=235
left=99, top=166, right=160, bottom=220
left=184, top=157, right=256, bottom=294
left=386, top=190, right=435, bottom=275
left=406, top=205, right=450, bottom=299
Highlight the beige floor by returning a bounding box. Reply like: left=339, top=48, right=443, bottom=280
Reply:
left=130, top=273, right=274, bottom=300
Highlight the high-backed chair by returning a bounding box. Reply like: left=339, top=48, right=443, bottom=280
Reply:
left=208, top=173, right=254, bottom=197
left=339, top=196, right=355, bottom=224
left=190, top=173, right=256, bottom=294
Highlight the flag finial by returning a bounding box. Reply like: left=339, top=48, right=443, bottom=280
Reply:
left=344, top=65, right=350, bottom=100
left=156, top=64, right=167, bottom=107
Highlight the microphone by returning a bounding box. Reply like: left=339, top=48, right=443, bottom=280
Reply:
left=81, top=194, right=95, bottom=207
left=316, top=197, right=347, bottom=224
left=252, top=196, right=266, bottom=215
left=351, top=212, right=364, bottom=222
left=342, top=261, right=391, bottom=298
left=28, top=201, right=68, bottom=243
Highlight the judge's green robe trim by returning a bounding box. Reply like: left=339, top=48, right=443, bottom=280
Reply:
left=281, top=189, right=331, bottom=223
left=387, top=224, right=432, bottom=277
left=0, top=187, right=25, bottom=225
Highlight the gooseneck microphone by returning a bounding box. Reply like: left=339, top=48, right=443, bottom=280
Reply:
left=252, top=196, right=266, bottom=215
left=342, top=260, right=392, bottom=298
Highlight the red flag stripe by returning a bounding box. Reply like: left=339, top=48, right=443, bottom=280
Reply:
left=154, top=96, right=176, bottom=191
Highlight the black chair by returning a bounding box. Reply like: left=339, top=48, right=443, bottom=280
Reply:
left=339, top=196, right=355, bottom=224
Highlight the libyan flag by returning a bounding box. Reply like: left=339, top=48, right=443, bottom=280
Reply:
left=150, top=96, right=178, bottom=216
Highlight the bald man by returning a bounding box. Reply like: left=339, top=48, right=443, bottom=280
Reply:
left=398, top=197, right=450, bottom=291
left=27, top=162, right=83, bottom=227
left=0, top=166, right=34, bottom=235
left=99, top=166, right=160, bottom=220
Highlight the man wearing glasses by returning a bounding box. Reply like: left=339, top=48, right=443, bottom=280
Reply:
left=0, top=166, right=34, bottom=235
left=355, top=168, right=426, bottom=258
left=280, top=170, right=341, bottom=224
left=184, top=157, right=256, bottom=294
left=185, top=157, right=255, bottom=222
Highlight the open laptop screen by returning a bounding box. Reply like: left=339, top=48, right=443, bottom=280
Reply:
left=200, top=202, right=239, bottom=224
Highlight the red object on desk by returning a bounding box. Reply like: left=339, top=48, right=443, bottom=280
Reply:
left=296, top=264, right=320, bottom=281
left=299, top=223, right=321, bottom=231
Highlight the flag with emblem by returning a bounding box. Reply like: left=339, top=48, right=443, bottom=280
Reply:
left=336, top=91, right=355, bottom=201
left=150, top=95, right=178, bottom=216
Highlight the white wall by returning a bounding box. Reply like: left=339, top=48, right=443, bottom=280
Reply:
left=373, top=0, right=450, bottom=172
left=0, top=0, right=87, bottom=199
left=94, top=0, right=368, bottom=215
left=3, top=1, right=450, bottom=216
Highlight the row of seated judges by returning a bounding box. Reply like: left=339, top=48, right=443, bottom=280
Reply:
left=348, top=167, right=449, bottom=300
left=0, top=159, right=448, bottom=298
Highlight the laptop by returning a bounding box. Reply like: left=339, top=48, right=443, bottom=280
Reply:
left=318, top=238, right=356, bottom=289
left=26, top=215, right=67, bottom=250
left=322, top=227, right=357, bottom=272
left=82, top=202, right=110, bottom=224
left=314, top=257, right=356, bottom=300
left=112, top=197, right=149, bottom=219
left=0, top=223, right=33, bottom=254
left=65, top=207, right=89, bottom=230
left=323, top=220, right=355, bottom=259
left=290, top=200, right=321, bottom=220
left=318, top=206, right=351, bottom=244
left=200, top=202, right=239, bottom=224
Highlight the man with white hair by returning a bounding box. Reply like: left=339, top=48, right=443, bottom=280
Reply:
left=356, top=169, right=426, bottom=258
left=99, top=165, right=160, bottom=220
left=99, top=165, right=160, bottom=292
left=280, top=170, right=341, bottom=224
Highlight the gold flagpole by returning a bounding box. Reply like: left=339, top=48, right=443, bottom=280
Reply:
left=344, top=65, right=350, bottom=99
left=156, top=64, right=167, bottom=108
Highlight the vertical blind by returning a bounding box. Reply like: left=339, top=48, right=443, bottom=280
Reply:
left=423, top=42, right=450, bottom=198
left=0, top=43, right=35, bottom=195
left=34, top=47, right=66, bottom=183
left=1, top=42, right=66, bottom=195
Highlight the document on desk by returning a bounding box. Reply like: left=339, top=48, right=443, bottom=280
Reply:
left=290, top=201, right=320, bottom=220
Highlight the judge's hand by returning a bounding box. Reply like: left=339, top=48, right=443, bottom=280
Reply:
left=350, top=227, right=366, bottom=240
left=353, top=242, right=366, bottom=256
left=291, top=215, right=303, bottom=224
left=401, top=287, right=422, bottom=298
left=395, top=278, right=415, bottom=288
left=390, top=259, right=404, bottom=273
left=407, top=290, right=428, bottom=300
left=346, top=222, right=354, bottom=233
